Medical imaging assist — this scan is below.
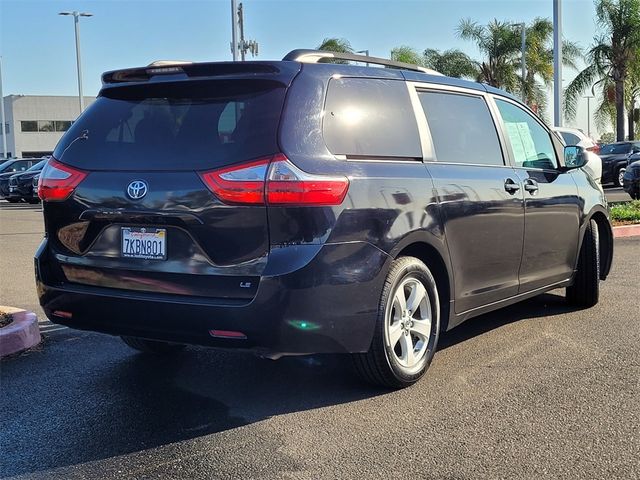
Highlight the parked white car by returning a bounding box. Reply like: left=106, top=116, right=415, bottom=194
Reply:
left=552, top=127, right=602, bottom=184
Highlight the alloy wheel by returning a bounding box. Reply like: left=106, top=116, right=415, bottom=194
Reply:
left=385, top=276, right=432, bottom=373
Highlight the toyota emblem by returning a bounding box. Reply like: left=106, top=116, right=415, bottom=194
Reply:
left=127, top=180, right=148, bottom=200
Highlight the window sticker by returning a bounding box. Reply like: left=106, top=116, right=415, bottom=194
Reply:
left=505, top=121, right=537, bottom=165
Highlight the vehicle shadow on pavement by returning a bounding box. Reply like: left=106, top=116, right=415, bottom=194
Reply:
left=438, top=292, right=572, bottom=350
left=0, top=333, right=382, bottom=478
left=1, top=292, right=574, bottom=478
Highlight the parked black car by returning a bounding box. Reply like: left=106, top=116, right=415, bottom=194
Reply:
left=0, top=158, right=37, bottom=201
left=36, top=51, right=613, bottom=388
left=623, top=161, right=640, bottom=199
left=599, top=141, right=640, bottom=187
left=8, top=160, right=47, bottom=203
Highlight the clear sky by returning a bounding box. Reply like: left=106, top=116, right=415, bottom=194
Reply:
left=0, top=0, right=605, bottom=136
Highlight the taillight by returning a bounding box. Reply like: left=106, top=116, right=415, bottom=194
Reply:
left=266, top=154, right=349, bottom=205
left=38, top=158, right=88, bottom=202
left=199, top=154, right=349, bottom=206
left=587, top=145, right=600, bottom=154
left=198, top=158, right=269, bottom=205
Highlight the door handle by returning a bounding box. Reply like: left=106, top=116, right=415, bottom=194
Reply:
left=504, top=178, right=520, bottom=193
left=524, top=179, right=539, bottom=194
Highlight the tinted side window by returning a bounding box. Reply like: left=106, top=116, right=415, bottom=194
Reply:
left=418, top=91, right=504, bottom=166
left=495, top=99, right=558, bottom=170
left=323, top=78, right=421, bottom=158
left=10, top=161, right=30, bottom=172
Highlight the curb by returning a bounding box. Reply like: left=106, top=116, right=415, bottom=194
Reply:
left=0, top=306, right=42, bottom=358
left=613, top=224, right=640, bottom=238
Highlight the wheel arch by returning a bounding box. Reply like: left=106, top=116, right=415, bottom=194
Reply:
left=392, top=238, right=453, bottom=332
left=584, top=206, right=613, bottom=280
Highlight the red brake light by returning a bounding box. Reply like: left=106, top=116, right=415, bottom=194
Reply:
left=587, top=145, right=600, bottom=154
left=199, top=154, right=349, bottom=206
left=38, top=159, right=88, bottom=202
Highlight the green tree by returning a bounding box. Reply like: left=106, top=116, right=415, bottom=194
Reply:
left=599, top=131, right=616, bottom=143
left=316, top=38, right=353, bottom=63
left=457, top=17, right=581, bottom=113
left=390, top=46, right=425, bottom=66
left=625, top=59, right=640, bottom=139
left=423, top=48, right=477, bottom=78
left=456, top=18, right=522, bottom=90
left=521, top=18, right=582, bottom=113
left=564, top=0, right=640, bottom=141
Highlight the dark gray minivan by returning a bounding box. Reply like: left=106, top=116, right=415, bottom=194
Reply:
left=36, top=50, right=613, bottom=388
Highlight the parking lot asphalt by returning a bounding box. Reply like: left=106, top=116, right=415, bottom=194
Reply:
left=605, top=186, right=634, bottom=203
left=1, top=200, right=639, bottom=479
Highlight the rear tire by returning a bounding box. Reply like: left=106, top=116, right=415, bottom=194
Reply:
left=353, top=256, right=440, bottom=389
left=566, top=219, right=600, bottom=308
left=7, top=198, right=21, bottom=203
left=121, top=336, right=186, bottom=354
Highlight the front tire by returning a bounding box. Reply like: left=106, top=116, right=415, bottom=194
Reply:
left=353, top=256, right=440, bottom=389
left=566, top=219, right=600, bottom=307
left=121, top=336, right=186, bottom=354
left=615, top=167, right=626, bottom=187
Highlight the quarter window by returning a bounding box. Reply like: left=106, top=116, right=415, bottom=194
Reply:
left=323, top=78, right=422, bottom=159
left=495, top=99, right=558, bottom=170
left=418, top=91, right=504, bottom=166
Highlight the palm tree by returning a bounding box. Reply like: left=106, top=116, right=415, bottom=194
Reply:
left=521, top=18, right=582, bottom=113
left=390, top=46, right=425, bottom=66
left=625, top=59, right=640, bottom=139
left=456, top=18, right=522, bottom=90
left=316, top=38, right=353, bottom=64
left=423, top=48, right=477, bottom=78
left=457, top=18, right=581, bottom=113
left=564, top=0, right=640, bottom=141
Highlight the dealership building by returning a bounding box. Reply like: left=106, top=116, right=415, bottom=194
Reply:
left=1, top=95, right=95, bottom=159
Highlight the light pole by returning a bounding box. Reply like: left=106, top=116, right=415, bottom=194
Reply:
left=553, top=0, right=563, bottom=127
left=356, top=50, right=370, bottom=67
left=230, top=0, right=239, bottom=60
left=0, top=56, right=7, bottom=159
left=59, top=11, right=92, bottom=114
left=583, top=95, right=594, bottom=138
left=510, top=23, right=526, bottom=103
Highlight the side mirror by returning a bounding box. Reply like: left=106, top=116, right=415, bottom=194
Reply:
left=563, top=145, right=587, bottom=169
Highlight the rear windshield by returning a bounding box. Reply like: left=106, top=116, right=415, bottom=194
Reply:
left=600, top=143, right=631, bottom=155
left=53, top=80, right=286, bottom=171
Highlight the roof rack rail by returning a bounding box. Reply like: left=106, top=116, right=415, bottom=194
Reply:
left=282, top=49, right=443, bottom=76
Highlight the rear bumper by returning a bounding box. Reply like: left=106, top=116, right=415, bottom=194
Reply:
left=36, top=239, right=390, bottom=355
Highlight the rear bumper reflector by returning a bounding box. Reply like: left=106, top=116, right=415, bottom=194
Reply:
left=209, top=329, right=247, bottom=339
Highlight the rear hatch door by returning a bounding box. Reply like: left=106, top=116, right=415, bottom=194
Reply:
left=45, top=64, right=299, bottom=300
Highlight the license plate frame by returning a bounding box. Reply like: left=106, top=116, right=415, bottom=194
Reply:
left=121, top=227, right=167, bottom=260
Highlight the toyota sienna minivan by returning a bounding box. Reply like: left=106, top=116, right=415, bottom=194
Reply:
left=36, top=50, right=613, bottom=388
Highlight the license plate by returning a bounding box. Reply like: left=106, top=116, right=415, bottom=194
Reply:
left=121, top=227, right=166, bottom=260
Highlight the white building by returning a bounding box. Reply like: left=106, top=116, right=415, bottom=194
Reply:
left=1, top=95, right=95, bottom=158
